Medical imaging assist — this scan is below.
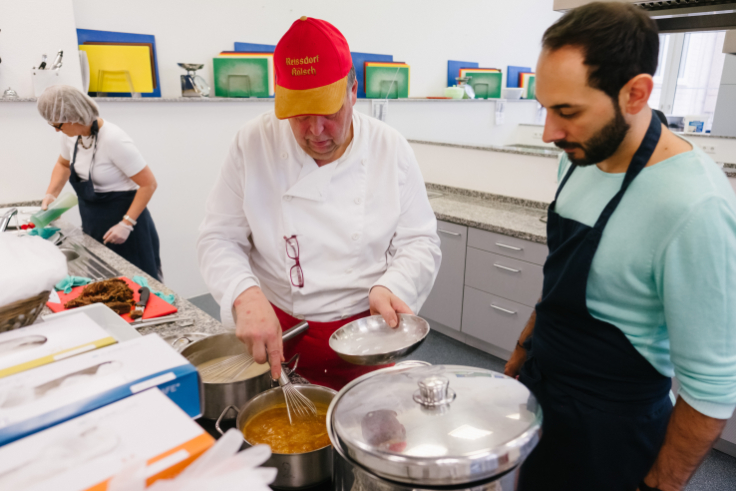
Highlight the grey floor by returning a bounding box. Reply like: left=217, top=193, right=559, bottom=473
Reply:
left=189, top=294, right=736, bottom=490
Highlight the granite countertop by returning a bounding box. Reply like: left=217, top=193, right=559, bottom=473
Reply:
left=426, top=183, right=549, bottom=244
left=59, top=232, right=225, bottom=340
left=410, top=139, right=561, bottom=159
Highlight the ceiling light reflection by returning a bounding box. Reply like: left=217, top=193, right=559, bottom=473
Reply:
left=449, top=424, right=493, bottom=440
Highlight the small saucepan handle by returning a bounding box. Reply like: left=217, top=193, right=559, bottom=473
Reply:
left=215, top=405, right=240, bottom=435
left=282, top=320, right=309, bottom=342
left=171, top=335, right=193, bottom=351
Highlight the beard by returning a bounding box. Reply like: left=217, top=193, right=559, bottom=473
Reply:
left=554, top=102, right=631, bottom=167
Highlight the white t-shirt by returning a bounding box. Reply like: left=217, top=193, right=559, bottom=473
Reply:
left=60, top=121, right=147, bottom=193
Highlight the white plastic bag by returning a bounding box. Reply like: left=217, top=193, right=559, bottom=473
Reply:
left=0, top=235, right=67, bottom=307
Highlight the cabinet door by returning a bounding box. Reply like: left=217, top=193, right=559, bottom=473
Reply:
left=468, top=228, right=549, bottom=266
left=420, top=221, right=468, bottom=331
left=461, top=286, right=533, bottom=356
left=465, top=247, right=544, bottom=307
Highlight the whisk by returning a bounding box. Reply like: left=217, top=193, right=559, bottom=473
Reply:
left=199, top=353, right=255, bottom=382
left=277, top=370, right=318, bottom=425
left=196, top=321, right=310, bottom=384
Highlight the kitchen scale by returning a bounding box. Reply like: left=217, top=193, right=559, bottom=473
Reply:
left=177, top=63, right=210, bottom=97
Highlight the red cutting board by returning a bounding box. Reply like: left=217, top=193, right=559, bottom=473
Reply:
left=46, top=276, right=177, bottom=322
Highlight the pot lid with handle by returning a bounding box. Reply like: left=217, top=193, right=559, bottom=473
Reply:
left=328, top=364, right=542, bottom=486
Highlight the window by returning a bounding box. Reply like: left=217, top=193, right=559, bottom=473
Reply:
left=648, top=31, right=727, bottom=132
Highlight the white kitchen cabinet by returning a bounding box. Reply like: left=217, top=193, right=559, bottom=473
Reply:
left=461, top=286, right=534, bottom=356
left=420, top=221, right=468, bottom=331
left=468, top=228, right=548, bottom=266
left=465, top=247, right=544, bottom=308
left=421, top=222, right=545, bottom=360
left=461, top=230, right=545, bottom=359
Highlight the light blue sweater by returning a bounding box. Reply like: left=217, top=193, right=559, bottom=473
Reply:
left=555, top=145, right=736, bottom=419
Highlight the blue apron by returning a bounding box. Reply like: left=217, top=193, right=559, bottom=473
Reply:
left=68, top=121, right=162, bottom=281
left=518, top=111, right=672, bottom=491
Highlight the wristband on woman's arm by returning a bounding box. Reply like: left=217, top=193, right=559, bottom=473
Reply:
left=123, top=215, right=137, bottom=226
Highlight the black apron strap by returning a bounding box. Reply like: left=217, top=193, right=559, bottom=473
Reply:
left=593, top=111, right=661, bottom=232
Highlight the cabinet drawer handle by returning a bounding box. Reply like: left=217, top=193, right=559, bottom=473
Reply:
left=438, top=229, right=461, bottom=237
left=491, top=304, right=517, bottom=315
left=495, top=242, right=522, bottom=251
left=493, top=263, right=521, bottom=273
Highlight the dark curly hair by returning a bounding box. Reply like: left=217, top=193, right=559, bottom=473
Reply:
left=542, top=2, right=659, bottom=102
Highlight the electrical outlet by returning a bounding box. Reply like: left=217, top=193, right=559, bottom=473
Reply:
left=702, top=144, right=717, bottom=155
left=533, top=132, right=543, bottom=139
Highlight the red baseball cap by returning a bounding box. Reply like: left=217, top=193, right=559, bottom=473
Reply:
left=274, top=17, right=352, bottom=119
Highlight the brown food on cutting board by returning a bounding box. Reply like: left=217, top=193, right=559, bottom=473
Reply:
left=64, top=278, right=135, bottom=314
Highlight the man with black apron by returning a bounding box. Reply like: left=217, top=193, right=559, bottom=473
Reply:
left=504, top=4, right=736, bottom=491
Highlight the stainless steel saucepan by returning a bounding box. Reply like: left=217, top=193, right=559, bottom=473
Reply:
left=216, top=384, right=337, bottom=489
left=179, top=321, right=309, bottom=419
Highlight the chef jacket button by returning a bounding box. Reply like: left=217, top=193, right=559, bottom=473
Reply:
left=351, top=233, right=360, bottom=241
left=345, top=268, right=353, bottom=274
left=283, top=195, right=292, bottom=202
left=281, top=152, right=288, bottom=159
left=295, top=314, right=305, bottom=320
left=354, top=197, right=362, bottom=205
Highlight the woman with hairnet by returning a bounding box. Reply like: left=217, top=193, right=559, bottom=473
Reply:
left=37, top=85, right=162, bottom=280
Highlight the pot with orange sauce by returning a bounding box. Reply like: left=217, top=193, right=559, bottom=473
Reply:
left=216, top=383, right=337, bottom=489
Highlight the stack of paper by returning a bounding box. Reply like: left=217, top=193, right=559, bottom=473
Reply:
left=0, top=389, right=214, bottom=491
left=520, top=72, right=536, bottom=99
left=364, top=62, right=410, bottom=99
left=0, top=312, right=116, bottom=379
left=214, top=51, right=273, bottom=98
left=459, top=68, right=503, bottom=99
left=78, top=45, right=154, bottom=93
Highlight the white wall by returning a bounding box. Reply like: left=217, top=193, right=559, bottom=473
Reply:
left=0, top=0, right=83, bottom=98
left=411, top=142, right=559, bottom=202
left=71, top=0, right=560, bottom=98
left=355, top=100, right=542, bottom=147
left=712, top=54, right=736, bottom=137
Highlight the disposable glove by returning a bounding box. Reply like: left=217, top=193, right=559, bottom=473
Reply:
left=107, top=429, right=276, bottom=491
left=103, top=222, right=134, bottom=245
left=41, top=194, right=56, bottom=211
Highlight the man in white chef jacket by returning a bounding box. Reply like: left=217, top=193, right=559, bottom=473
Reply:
left=197, top=17, right=441, bottom=390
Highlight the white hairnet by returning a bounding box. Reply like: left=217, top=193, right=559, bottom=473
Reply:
left=37, top=85, right=100, bottom=126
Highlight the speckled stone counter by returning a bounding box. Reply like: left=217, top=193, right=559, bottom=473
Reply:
left=65, top=232, right=225, bottom=339
left=409, top=139, right=562, bottom=159
left=426, top=183, right=549, bottom=244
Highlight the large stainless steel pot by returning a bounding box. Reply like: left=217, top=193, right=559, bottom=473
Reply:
left=180, top=321, right=308, bottom=419
left=327, top=364, right=542, bottom=491
left=216, top=384, right=337, bottom=489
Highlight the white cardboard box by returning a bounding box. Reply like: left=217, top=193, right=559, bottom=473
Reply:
left=0, top=311, right=117, bottom=378
left=0, top=388, right=214, bottom=491
left=0, top=334, right=201, bottom=445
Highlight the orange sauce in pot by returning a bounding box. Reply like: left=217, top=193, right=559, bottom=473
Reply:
left=243, top=403, right=331, bottom=454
